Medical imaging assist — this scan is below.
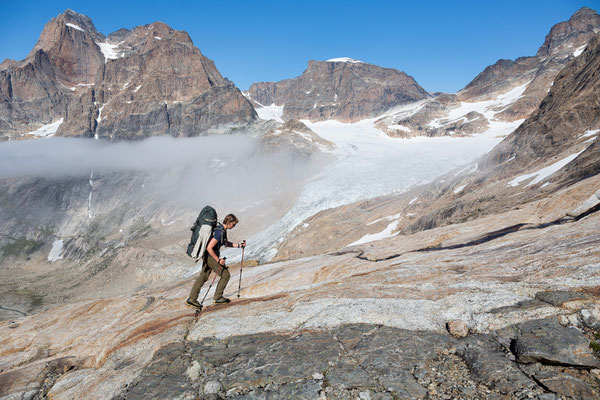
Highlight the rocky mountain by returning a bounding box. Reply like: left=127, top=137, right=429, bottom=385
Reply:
left=246, top=58, right=430, bottom=123
left=274, top=31, right=600, bottom=262
left=376, top=7, right=600, bottom=138
left=0, top=10, right=257, bottom=140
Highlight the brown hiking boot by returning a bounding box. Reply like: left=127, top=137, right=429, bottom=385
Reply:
left=186, top=298, right=202, bottom=310
left=214, top=296, right=231, bottom=304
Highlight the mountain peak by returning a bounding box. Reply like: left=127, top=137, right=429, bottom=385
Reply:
left=571, top=6, right=599, bottom=19
left=537, top=7, right=600, bottom=56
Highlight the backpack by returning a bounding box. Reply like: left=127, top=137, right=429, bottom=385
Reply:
left=186, top=206, right=218, bottom=260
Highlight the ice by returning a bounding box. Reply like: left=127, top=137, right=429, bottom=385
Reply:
left=445, top=81, right=531, bottom=123
left=368, top=213, right=403, bottom=226
left=241, top=112, right=524, bottom=262
left=23, top=119, right=64, bottom=138
left=48, top=240, right=63, bottom=262
left=66, top=23, right=84, bottom=32
left=581, top=129, right=599, bottom=138
left=453, top=184, right=467, bottom=194
left=255, top=104, right=284, bottom=123
left=409, top=197, right=418, bottom=205
left=573, top=44, right=587, bottom=57
left=96, top=41, right=124, bottom=62
left=349, top=220, right=400, bottom=246
left=327, top=57, right=364, bottom=63
left=508, top=149, right=586, bottom=187
left=154, top=36, right=162, bottom=40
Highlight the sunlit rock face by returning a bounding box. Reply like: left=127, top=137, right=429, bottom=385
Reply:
left=0, top=10, right=257, bottom=140
left=376, top=7, right=600, bottom=138
left=246, top=58, right=430, bottom=123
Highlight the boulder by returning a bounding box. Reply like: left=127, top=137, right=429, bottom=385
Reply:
left=446, top=320, right=469, bottom=338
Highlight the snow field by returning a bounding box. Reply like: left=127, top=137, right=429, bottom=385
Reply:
left=240, top=104, right=526, bottom=262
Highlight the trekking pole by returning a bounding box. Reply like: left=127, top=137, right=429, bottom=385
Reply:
left=237, top=241, right=245, bottom=298
left=199, top=257, right=226, bottom=308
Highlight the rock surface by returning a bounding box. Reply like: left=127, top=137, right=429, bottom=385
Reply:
left=512, top=317, right=600, bottom=368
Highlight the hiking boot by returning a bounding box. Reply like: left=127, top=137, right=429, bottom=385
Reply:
left=186, top=298, right=202, bottom=310
left=214, top=296, right=231, bottom=304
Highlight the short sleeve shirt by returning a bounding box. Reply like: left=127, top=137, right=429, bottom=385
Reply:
left=211, top=224, right=227, bottom=257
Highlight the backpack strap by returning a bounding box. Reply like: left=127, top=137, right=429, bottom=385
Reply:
left=213, top=223, right=226, bottom=246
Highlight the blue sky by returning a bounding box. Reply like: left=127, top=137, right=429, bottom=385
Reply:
left=1, top=0, right=598, bottom=92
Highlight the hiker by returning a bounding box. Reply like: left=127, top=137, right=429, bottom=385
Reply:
left=186, top=214, right=245, bottom=308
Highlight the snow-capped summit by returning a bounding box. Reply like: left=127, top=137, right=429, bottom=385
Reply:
left=326, top=57, right=364, bottom=63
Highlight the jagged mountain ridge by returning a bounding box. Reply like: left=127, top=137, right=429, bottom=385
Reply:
left=376, top=7, right=600, bottom=139
left=247, top=8, right=599, bottom=141
left=0, top=10, right=257, bottom=140
left=246, top=58, right=430, bottom=123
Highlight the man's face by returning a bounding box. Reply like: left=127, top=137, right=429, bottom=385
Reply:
left=225, top=222, right=236, bottom=229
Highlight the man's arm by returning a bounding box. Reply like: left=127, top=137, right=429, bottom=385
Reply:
left=206, top=238, right=225, bottom=265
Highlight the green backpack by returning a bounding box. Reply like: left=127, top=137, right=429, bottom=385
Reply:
left=186, top=206, right=218, bottom=260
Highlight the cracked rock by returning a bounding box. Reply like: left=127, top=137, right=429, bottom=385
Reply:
left=534, top=371, right=598, bottom=399
left=512, top=317, right=600, bottom=368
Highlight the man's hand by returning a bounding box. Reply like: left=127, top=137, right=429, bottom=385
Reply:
left=218, top=258, right=226, bottom=266
left=238, top=240, right=246, bottom=248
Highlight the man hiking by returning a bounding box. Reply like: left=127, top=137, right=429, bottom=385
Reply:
left=186, top=214, right=245, bottom=309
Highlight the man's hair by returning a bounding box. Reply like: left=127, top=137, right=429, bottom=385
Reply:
left=223, top=214, right=239, bottom=225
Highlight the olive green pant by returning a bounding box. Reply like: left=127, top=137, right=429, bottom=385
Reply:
left=189, top=256, right=230, bottom=301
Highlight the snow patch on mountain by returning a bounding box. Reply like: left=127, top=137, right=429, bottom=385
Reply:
left=96, top=41, right=123, bottom=61
left=23, top=119, right=64, bottom=138
left=508, top=149, right=586, bottom=187
left=66, top=23, right=84, bottom=32
left=349, top=220, right=400, bottom=246
left=327, top=57, right=364, bottom=63
left=48, top=240, right=64, bottom=262
left=255, top=104, right=284, bottom=122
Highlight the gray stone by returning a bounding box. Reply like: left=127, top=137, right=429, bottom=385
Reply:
left=534, top=290, right=589, bottom=307
left=536, top=394, right=559, bottom=400
left=534, top=371, right=598, bottom=400
left=580, top=308, right=600, bottom=330
left=458, top=335, right=536, bottom=394
left=512, top=317, right=600, bottom=368
left=203, top=380, right=222, bottom=395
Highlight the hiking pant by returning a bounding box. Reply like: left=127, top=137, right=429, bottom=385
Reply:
left=189, top=257, right=230, bottom=301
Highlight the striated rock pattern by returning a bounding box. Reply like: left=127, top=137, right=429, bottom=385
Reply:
left=246, top=58, right=429, bottom=123
left=0, top=10, right=256, bottom=140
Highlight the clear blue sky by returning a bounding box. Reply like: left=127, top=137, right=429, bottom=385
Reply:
left=1, top=0, right=598, bottom=92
